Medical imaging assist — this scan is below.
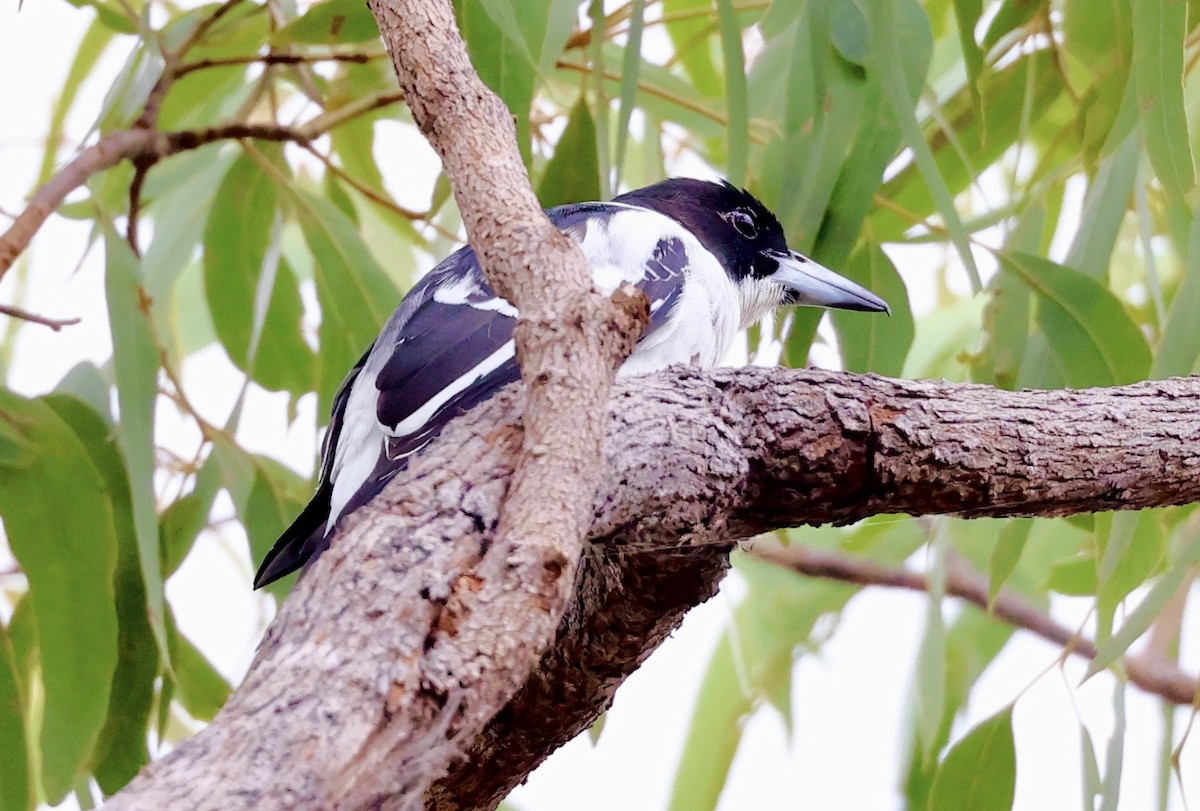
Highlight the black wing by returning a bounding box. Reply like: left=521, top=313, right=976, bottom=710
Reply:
left=254, top=203, right=691, bottom=588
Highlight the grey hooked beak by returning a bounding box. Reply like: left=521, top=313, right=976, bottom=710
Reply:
left=765, top=250, right=890, bottom=314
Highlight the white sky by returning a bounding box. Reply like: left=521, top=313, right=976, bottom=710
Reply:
left=1, top=3, right=1198, bottom=810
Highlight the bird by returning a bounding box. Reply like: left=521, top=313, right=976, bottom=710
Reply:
left=254, top=178, right=889, bottom=588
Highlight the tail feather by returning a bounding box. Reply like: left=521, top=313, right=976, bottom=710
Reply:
left=253, top=483, right=333, bottom=588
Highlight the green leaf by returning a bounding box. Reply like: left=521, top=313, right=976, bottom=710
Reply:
left=459, top=0, right=537, bottom=162
left=55, top=362, right=113, bottom=427
left=204, top=151, right=316, bottom=395
left=1131, top=0, right=1194, bottom=197
left=666, top=630, right=748, bottom=811
left=293, top=190, right=397, bottom=416
left=0, top=413, right=33, bottom=470
left=166, top=611, right=230, bottom=723
left=143, top=144, right=235, bottom=301
left=160, top=460, right=221, bottom=579
left=976, top=263, right=1031, bottom=389
left=663, top=0, right=723, bottom=97
left=829, top=243, right=914, bottom=376
left=210, top=436, right=309, bottom=597
left=1000, top=252, right=1151, bottom=387
left=1086, top=523, right=1200, bottom=678
left=902, top=604, right=1016, bottom=809
left=868, top=0, right=980, bottom=290
left=1063, top=131, right=1140, bottom=281
left=869, top=51, right=1064, bottom=241
left=0, top=392, right=119, bottom=802
left=988, top=518, right=1031, bottom=606
left=914, top=535, right=947, bottom=760
left=612, top=0, right=645, bottom=189
left=829, top=0, right=869, bottom=65
left=716, top=0, right=748, bottom=186
left=104, top=230, right=169, bottom=664
left=0, top=621, right=29, bottom=811
left=95, top=44, right=166, bottom=133
left=538, top=99, right=600, bottom=207
left=1096, top=511, right=1167, bottom=639
left=980, top=0, right=1041, bottom=49
left=750, top=3, right=869, bottom=249
left=37, top=18, right=116, bottom=185
left=272, top=0, right=380, bottom=44
left=1153, top=199, right=1200, bottom=376
left=1098, top=683, right=1126, bottom=811
left=952, top=0, right=984, bottom=119
left=61, top=0, right=138, bottom=34
left=929, top=706, right=1016, bottom=811
left=1045, top=553, right=1097, bottom=596
left=42, top=395, right=158, bottom=796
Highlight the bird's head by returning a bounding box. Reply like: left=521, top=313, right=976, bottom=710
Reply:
left=614, top=178, right=890, bottom=320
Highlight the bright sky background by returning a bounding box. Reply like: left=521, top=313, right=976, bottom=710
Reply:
left=1, top=2, right=1198, bottom=809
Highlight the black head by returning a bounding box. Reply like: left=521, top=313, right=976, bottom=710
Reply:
left=614, top=178, right=890, bottom=315
left=613, top=178, right=788, bottom=281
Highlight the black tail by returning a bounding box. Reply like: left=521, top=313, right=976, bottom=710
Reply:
left=253, top=483, right=333, bottom=588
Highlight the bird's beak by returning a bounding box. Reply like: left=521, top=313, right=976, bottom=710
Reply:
left=764, top=250, right=891, bottom=314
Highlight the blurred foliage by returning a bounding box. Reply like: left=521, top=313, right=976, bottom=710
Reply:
left=1, top=0, right=1200, bottom=807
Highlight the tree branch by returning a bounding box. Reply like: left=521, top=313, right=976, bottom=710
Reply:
left=0, top=303, right=81, bottom=331
left=0, top=105, right=402, bottom=281
left=749, top=542, right=1200, bottom=706
left=108, top=368, right=1200, bottom=810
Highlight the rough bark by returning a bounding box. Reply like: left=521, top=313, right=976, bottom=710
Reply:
left=107, top=368, right=1200, bottom=810
left=347, top=1, right=645, bottom=807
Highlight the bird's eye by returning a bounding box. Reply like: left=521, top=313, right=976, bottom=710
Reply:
left=727, top=210, right=758, bottom=239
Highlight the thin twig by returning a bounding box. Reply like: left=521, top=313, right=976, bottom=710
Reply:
left=175, top=50, right=384, bottom=78
left=0, top=99, right=406, bottom=280
left=126, top=157, right=151, bottom=257
left=300, top=143, right=462, bottom=243
left=751, top=543, right=1200, bottom=707
left=0, top=303, right=81, bottom=331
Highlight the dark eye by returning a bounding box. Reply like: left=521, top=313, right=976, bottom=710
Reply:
left=727, top=210, right=758, bottom=239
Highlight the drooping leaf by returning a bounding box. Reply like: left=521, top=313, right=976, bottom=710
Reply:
left=952, top=0, right=984, bottom=119
left=43, top=395, right=157, bottom=796
left=715, top=0, right=748, bottom=186
left=1095, top=510, right=1167, bottom=640
left=662, top=0, right=722, bottom=97
left=291, top=190, right=397, bottom=416
left=664, top=630, right=747, bottom=811
left=37, top=18, right=117, bottom=184
left=1062, top=132, right=1140, bottom=281
left=914, top=534, right=947, bottom=760
left=0, top=621, right=29, bottom=811
left=103, top=229, right=169, bottom=662
left=612, top=0, right=645, bottom=189
left=1086, top=524, right=1200, bottom=678
left=929, top=706, right=1017, bottom=811
left=159, top=459, right=222, bottom=580
left=1000, top=252, right=1151, bottom=387
left=1131, top=0, right=1194, bottom=197
left=272, top=0, right=380, bottom=44
left=166, top=610, right=231, bottom=723
left=538, top=99, right=600, bottom=207
left=1153, top=201, right=1200, bottom=377
left=203, top=151, right=315, bottom=395
left=0, top=392, right=119, bottom=802
left=830, top=243, right=914, bottom=376
left=988, top=518, right=1031, bottom=606
left=459, top=0, right=537, bottom=163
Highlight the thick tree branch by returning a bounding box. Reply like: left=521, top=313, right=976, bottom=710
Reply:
left=109, top=368, right=1200, bottom=810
